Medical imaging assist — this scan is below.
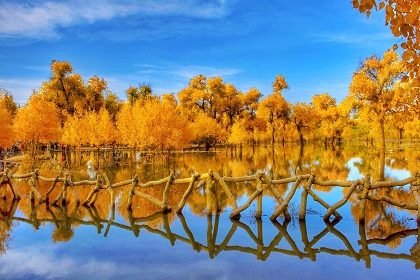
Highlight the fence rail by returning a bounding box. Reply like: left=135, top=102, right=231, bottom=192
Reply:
left=1, top=168, right=420, bottom=224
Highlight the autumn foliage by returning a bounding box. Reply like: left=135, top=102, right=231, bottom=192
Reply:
left=13, top=94, right=61, bottom=155
left=0, top=50, right=418, bottom=155
left=0, top=93, right=15, bottom=149
left=353, top=0, right=420, bottom=82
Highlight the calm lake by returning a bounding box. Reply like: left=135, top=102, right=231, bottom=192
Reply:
left=1, top=142, right=420, bottom=279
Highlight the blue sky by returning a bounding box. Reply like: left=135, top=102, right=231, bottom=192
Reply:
left=0, top=0, right=398, bottom=105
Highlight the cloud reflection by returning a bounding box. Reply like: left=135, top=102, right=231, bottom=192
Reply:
left=0, top=244, right=232, bottom=280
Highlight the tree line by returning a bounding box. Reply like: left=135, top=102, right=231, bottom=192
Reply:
left=0, top=49, right=419, bottom=155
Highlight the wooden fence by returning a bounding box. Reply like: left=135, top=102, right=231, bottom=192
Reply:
left=1, top=168, right=420, bottom=224
left=1, top=198, right=419, bottom=269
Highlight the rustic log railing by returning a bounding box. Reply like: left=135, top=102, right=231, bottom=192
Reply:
left=0, top=198, right=419, bottom=269
left=1, top=168, right=420, bottom=224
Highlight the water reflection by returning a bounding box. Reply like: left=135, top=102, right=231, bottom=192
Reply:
left=3, top=142, right=420, bottom=276
left=1, top=198, right=419, bottom=269
left=15, top=142, right=420, bottom=183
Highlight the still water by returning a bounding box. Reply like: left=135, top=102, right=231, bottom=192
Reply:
left=1, top=143, right=420, bottom=279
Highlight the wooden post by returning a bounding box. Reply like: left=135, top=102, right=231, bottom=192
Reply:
left=29, top=170, right=44, bottom=202
left=83, top=175, right=101, bottom=205
left=205, top=170, right=215, bottom=215
left=176, top=173, right=199, bottom=213
left=303, top=184, right=342, bottom=219
left=359, top=174, right=371, bottom=224
left=255, top=172, right=264, bottom=218
left=45, top=175, right=59, bottom=203
left=103, top=173, right=114, bottom=206
left=62, top=172, right=69, bottom=205
left=213, top=172, right=238, bottom=213
left=161, top=172, right=174, bottom=213
left=3, top=168, right=19, bottom=199
left=229, top=188, right=263, bottom=219
left=270, top=176, right=302, bottom=221
left=299, top=174, right=314, bottom=221
left=324, top=179, right=360, bottom=220
left=264, top=174, right=291, bottom=220
left=68, top=175, right=80, bottom=204
left=127, top=176, right=138, bottom=209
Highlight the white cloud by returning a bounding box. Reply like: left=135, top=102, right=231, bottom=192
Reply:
left=0, top=0, right=229, bottom=39
left=0, top=245, right=233, bottom=280
left=314, top=32, right=395, bottom=46
left=104, top=63, right=242, bottom=97
left=171, top=65, right=242, bottom=79
left=0, top=78, right=42, bottom=105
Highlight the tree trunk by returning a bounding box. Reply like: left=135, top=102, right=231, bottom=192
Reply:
left=378, top=149, right=385, bottom=181
left=271, top=125, right=275, bottom=146
left=379, top=119, right=385, bottom=150
left=398, top=128, right=403, bottom=146
left=297, top=126, right=304, bottom=145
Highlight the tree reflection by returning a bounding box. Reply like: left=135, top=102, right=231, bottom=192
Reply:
left=2, top=197, right=419, bottom=269
left=3, top=142, right=420, bottom=264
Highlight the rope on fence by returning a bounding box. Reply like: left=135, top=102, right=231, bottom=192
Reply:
left=1, top=168, right=420, bottom=224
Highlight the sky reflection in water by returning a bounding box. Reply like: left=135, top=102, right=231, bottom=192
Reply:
left=1, top=143, right=420, bottom=279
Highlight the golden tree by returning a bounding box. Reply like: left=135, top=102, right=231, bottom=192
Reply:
left=40, top=60, right=110, bottom=124
left=257, top=75, right=290, bottom=145
left=290, top=102, right=317, bottom=144
left=40, top=61, right=85, bottom=120
left=312, top=93, right=350, bottom=144
left=96, top=108, right=117, bottom=146
left=353, top=0, right=420, bottom=81
left=161, top=93, right=178, bottom=106
left=242, top=87, right=262, bottom=117
left=105, top=90, right=122, bottom=121
left=349, top=50, right=407, bottom=149
left=14, top=94, right=61, bottom=157
left=189, top=111, right=226, bottom=151
left=116, top=99, right=191, bottom=150
left=228, top=118, right=253, bottom=145
left=178, top=75, right=229, bottom=122
left=0, top=94, right=15, bottom=148
left=220, top=83, right=245, bottom=128
left=138, top=99, right=192, bottom=150
left=81, top=76, right=106, bottom=112
left=116, top=103, right=137, bottom=147
left=404, top=115, right=420, bottom=139
left=126, top=83, right=153, bottom=105
left=61, top=113, right=84, bottom=147
left=0, top=89, right=17, bottom=115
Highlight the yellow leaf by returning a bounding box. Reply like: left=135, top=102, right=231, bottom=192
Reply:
left=379, top=2, right=385, bottom=10
left=402, top=50, right=412, bottom=61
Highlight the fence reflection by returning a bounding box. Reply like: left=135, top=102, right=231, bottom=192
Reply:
left=1, top=198, right=419, bottom=269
